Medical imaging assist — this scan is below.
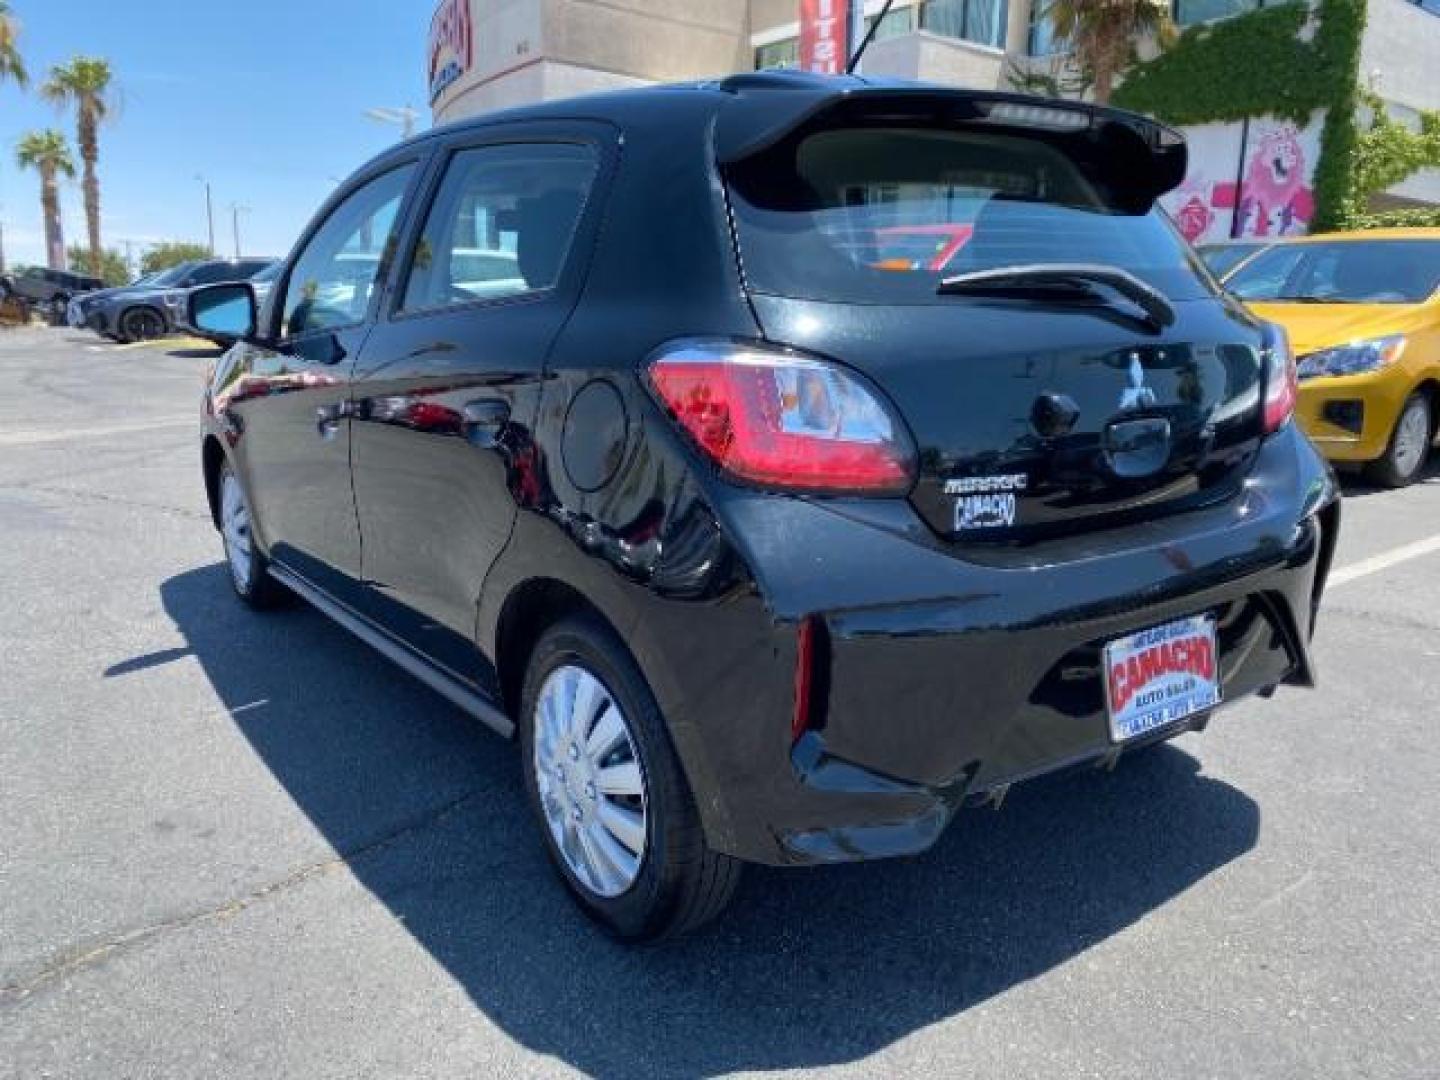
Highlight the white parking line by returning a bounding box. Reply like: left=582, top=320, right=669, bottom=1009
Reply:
left=0, top=419, right=194, bottom=448
left=1329, top=534, right=1440, bottom=588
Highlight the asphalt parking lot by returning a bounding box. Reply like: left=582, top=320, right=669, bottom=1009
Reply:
left=2, top=324, right=1438, bottom=1079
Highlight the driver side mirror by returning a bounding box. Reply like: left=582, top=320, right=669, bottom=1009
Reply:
left=188, top=282, right=258, bottom=344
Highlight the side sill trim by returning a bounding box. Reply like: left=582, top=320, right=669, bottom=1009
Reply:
left=267, top=564, right=515, bottom=739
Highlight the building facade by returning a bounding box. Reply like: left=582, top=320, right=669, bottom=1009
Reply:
left=428, top=0, right=1440, bottom=226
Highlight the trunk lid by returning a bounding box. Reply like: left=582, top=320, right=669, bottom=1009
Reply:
left=750, top=295, right=1265, bottom=541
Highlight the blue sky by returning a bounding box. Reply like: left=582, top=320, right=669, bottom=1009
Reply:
left=0, top=0, right=430, bottom=270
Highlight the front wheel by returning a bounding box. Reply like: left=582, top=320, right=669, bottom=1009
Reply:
left=519, top=616, right=740, bottom=941
left=1366, top=392, right=1433, bottom=488
left=118, top=306, right=166, bottom=343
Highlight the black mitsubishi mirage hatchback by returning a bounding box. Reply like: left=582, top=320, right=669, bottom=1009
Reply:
left=191, top=71, right=1339, bottom=940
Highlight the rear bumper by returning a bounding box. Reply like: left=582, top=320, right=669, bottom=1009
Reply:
left=671, top=424, right=1338, bottom=866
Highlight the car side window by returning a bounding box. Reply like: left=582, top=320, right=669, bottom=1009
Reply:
left=399, top=142, right=597, bottom=314
left=281, top=164, right=416, bottom=339
left=187, top=263, right=234, bottom=287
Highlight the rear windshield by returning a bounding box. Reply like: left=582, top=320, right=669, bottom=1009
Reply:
left=1227, top=240, right=1440, bottom=304
left=725, top=126, right=1213, bottom=304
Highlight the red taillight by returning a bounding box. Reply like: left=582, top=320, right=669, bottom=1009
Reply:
left=646, top=340, right=915, bottom=494
left=1262, top=323, right=1297, bottom=434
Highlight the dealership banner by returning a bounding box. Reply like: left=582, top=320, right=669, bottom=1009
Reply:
left=799, top=0, right=849, bottom=75
left=429, top=0, right=475, bottom=105
left=1162, top=113, right=1324, bottom=245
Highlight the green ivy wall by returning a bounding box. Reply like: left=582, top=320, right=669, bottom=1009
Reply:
left=1113, top=0, right=1368, bottom=231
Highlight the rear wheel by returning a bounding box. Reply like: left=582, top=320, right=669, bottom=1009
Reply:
left=519, top=615, right=740, bottom=941
left=218, top=463, right=287, bottom=608
left=1366, top=392, right=1433, bottom=488
left=119, top=305, right=166, bottom=343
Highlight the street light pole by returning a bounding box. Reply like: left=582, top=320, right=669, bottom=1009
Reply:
left=196, top=175, right=215, bottom=255
left=229, top=204, right=250, bottom=259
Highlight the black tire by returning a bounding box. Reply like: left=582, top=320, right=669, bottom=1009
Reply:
left=519, top=615, right=740, bottom=941
left=1365, top=391, right=1433, bottom=489
left=118, top=305, right=166, bottom=344
left=217, top=462, right=289, bottom=609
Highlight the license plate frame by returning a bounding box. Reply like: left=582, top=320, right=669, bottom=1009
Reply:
left=1103, top=614, right=1222, bottom=743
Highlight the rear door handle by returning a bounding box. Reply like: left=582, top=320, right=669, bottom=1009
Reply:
left=462, top=399, right=510, bottom=448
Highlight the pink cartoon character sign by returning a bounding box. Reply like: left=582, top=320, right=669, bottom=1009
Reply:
left=1215, top=121, right=1318, bottom=238
left=1161, top=116, right=1323, bottom=245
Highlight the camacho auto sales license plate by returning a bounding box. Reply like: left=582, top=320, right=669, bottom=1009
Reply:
left=1103, top=615, right=1221, bottom=742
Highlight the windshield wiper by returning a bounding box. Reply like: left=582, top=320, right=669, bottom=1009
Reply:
left=1265, top=295, right=1358, bottom=304
left=937, top=263, right=1176, bottom=332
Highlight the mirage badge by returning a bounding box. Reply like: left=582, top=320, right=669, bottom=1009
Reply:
left=946, top=473, right=1027, bottom=532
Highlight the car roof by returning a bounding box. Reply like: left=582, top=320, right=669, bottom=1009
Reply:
left=366, top=70, right=1182, bottom=174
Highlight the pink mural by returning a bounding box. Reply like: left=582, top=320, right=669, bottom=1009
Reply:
left=1160, top=115, right=1323, bottom=246
left=1221, top=122, right=1318, bottom=238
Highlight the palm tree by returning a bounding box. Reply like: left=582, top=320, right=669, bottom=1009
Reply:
left=1042, top=0, right=1175, bottom=105
left=41, top=56, right=113, bottom=277
left=15, top=130, right=75, bottom=270
left=0, top=1, right=26, bottom=88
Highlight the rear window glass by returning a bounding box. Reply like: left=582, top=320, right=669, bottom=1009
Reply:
left=1227, top=240, right=1440, bottom=304
left=725, top=126, right=1212, bottom=304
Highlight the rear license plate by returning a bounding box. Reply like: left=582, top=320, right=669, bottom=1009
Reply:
left=1103, top=614, right=1221, bottom=742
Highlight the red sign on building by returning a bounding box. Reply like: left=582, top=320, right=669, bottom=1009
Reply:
left=429, top=0, right=475, bottom=104
left=799, top=0, right=849, bottom=75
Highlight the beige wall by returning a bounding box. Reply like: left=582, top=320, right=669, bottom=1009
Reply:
left=433, top=0, right=750, bottom=122
left=543, top=0, right=750, bottom=82
left=1361, top=0, right=1440, bottom=207
left=862, top=30, right=1006, bottom=88
left=749, top=0, right=796, bottom=35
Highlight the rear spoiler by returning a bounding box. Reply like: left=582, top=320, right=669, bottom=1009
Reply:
left=713, top=72, right=1187, bottom=208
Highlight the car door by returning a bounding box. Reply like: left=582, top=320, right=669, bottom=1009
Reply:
left=349, top=126, right=610, bottom=685
left=233, top=159, right=424, bottom=605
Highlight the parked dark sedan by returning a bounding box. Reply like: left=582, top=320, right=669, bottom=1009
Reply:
left=73, top=257, right=274, bottom=342
left=190, top=72, right=1340, bottom=940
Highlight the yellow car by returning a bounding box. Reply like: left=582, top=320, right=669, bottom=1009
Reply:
left=1226, top=228, right=1440, bottom=487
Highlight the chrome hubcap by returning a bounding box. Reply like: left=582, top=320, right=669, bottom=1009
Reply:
left=220, top=472, right=253, bottom=592
left=533, top=665, right=647, bottom=898
left=1393, top=400, right=1431, bottom=477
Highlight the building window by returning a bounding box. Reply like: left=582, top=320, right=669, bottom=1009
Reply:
left=1028, top=3, right=1058, bottom=54
left=1172, top=0, right=1263, bottom=27
left=1410, top=0, right=1440, bottom=15
left=755, top=37, right=799, bottom=70
left=921, top=0, right=1010, bottom=50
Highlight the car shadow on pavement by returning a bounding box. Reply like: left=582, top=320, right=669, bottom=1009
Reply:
left=1336, top=454, right=1440, bottom=499
left=160, top=563, right=1260, bottom=1078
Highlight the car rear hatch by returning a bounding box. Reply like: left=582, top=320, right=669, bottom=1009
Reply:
left=717, top=78, right=1270, bottom=543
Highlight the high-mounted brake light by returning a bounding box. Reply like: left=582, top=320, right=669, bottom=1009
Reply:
left=646, top=340, right=915, bottom=494
left=1262, top=323, right=1297, bottom=435
left=981, top=102, right=1091, bottom=132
